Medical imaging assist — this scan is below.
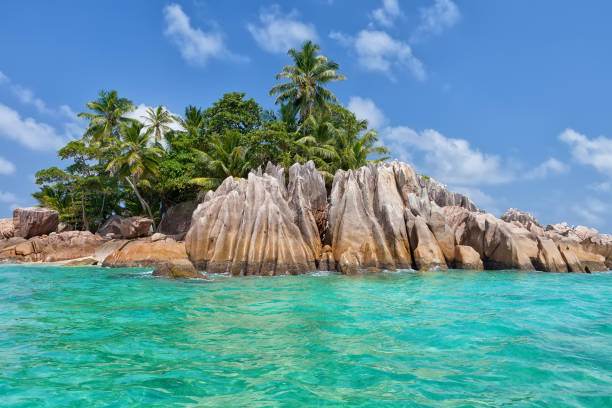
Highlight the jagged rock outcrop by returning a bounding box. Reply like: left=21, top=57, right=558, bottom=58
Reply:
left=185, top=162, right=323, bottom=275
left=443, top=206, right=534, bottom=270
left=418, top=176, right=477, bottom=212
left=0, top=231, right=106, bottom=262
left=501, top=208, right=543, bottom=233
left=328, top=161, right=459, bottom=273
left=0, top=218, right=14, bottom=239
left=97, top=215, right=153, bottom=239
left=13, top=207, right=58, bottom=238
left=157, top=201, right=197, bottom=240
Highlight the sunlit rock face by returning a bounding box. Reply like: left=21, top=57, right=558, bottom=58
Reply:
left=185, top=162, right=324, bottom=276
left=13, top=207, right=58, bottom=238
left=327, top=161, right=459, bottom=273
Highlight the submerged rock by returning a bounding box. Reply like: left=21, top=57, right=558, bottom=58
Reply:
left=13, top=207, right=58, bottom=238
left=98, top=216, right=153, bottom=239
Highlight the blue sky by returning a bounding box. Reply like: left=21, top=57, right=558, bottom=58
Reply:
left=1, top=0, right=612, bottom=232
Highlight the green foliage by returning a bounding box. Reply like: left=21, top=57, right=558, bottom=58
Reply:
left=33, top=42, right=392, bottom=230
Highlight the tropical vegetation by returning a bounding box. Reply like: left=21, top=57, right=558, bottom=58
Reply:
left=34, top=41, right=390, bottom=231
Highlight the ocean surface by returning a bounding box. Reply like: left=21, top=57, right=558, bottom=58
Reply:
left=0, top=265, right=611, bottom=407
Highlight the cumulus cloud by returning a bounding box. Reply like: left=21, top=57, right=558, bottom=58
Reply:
left=163, top=3, right=245, bottom=66
left=525, top=157, right=569, bottom=180
left=247, top=6, right=318, bottom=54
left=332, top=30, right=425, bottom=81
left=572, top=199, right=608, bottom=227
left=0, top=104, right=68, bottom=151
left=0, top=156, right=16, bottom=175
left=559, top=128, right=612, bottom=177
left=383, top=126, right=513, bottom=186
left=347, top=96, right=387, bottom=129
left=412, top=0, right=460, bottom=41
left=125, top=104, right=185, bottom=132
left=370, top=0, right=401, bottom=28
left=0, top=190, right=18, bottom=203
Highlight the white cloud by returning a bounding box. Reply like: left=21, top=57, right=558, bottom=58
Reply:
left=383, top=127, right=513, bottom=186
left=332, top=30, right=425, bottom=81
left=412, top=0, right=460, bottom=41
left=525, top=157, right=568, bottom=180
left=163, top=3, right=244, bottom=66
left=0, top=104, right=67, bottom=151
left=248, top=6, right=318, bottom=54
left=0, top=157, right=16, bottom=175
left=560, top=128, right=612, bottom=177
left=0, top=190, right=18, bottom=203
left=347, top=96, right=387, bottom=129
left=370, top=0, right=401, bottom=28
left=590, top=181, right=612, bottom=193
left=572, top=199, right=608, bottom=227
left=125, top=104, right=184, bottom=132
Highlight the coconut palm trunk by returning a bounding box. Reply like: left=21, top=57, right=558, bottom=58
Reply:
left=125, top=176, right=156, bottom=229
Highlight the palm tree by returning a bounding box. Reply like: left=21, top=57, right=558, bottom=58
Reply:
left=142, top=106, right=174, bottom=143
left=335, top=117, right=390, bottom=171
left=106, top=122, right=164, bottom=227
left=270, top=41, right=346, bottom=123
left=175, top=105, right=205, bottom=138
left=189, top=130, right=250, bottom=190
left=78, top=90, right=135, bottom=142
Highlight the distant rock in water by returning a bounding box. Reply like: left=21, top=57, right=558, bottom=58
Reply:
left=98, top=216, right=153, bottom=239
left=185, top=162, right=323, bottom=275
left=13, top=207, right=58, bottom=238
left=501, top=208, right=542, bottom=232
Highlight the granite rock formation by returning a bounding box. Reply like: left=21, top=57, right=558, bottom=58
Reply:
left=185, top=162, right=323, bottom=275
left=0, top=218, right=14, bottom=239
left=98, top=216, right=153, bottom=239
left=157, top=201, right=197, bottom=240
left=0, top=231, right=105, bottom=262
left=13, top=207, right=58, bottom=238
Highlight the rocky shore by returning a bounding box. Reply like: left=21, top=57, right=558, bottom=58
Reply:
left=1, top=161, right=610, bottom=277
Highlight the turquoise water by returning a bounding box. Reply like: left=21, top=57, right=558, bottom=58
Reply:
left=1, top=266, right=611, bottom=407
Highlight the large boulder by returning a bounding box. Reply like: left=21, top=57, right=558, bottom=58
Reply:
left=0, top=218, right=14, bottom=239
left=185, top=165, right=320, bottom=276
left=102, top=239, right=204, bottom=279
left=418, top=176, right=478, bottom=211
left=97, top=216, right=153, bottom=239
left=157, top=201, right=197, bottom=240
left=13, top=207, right=58, bottom=238
left=454, top=245, right=483, bottom=270
left=443, top=206, right=534, bottom=270
left=406, top=214, right=447, bottom=270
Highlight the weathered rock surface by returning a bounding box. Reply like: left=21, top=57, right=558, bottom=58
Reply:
left=185, top=162, right=322, bottom=275
left=13, top=207, right=58, bottom=238
left=418, top=176, right=477, bottom=212
left=0, top=218, right=14, bottom=239
left=328, top=161, right=459, bottom=273
left=97, top=215, right=153, bottom=239
left=157, top=201, right=197, bottom=240
left=443, top=206, right=535, bottom=270
left=0, top=231, right=106, bottom=262
left=501, top=208, right=543, bottom=234
left=454, top=245, right=483, bottom=270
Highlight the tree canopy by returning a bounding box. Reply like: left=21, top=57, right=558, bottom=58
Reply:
left=34, top=41, right=390, bottom=231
